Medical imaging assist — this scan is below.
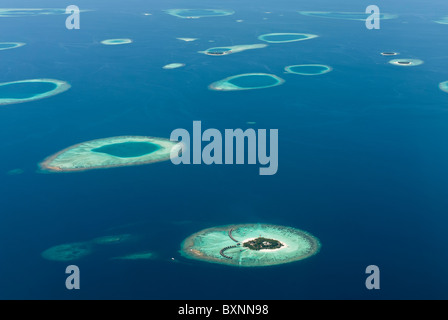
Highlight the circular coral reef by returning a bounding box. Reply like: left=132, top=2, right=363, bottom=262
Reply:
left=285, top=64, right=332, bottom=75
left=180, top=223, right=321, bottom=267
left=101, top=39, right=133, bottom=45
left=0, top=79, right=70, bottom=106
left=258, top=33, right=318, bottom=43
left=40, top=136, right=182, bottom=172
left=388, top=59, right=423, bottom=67
left=209, top=73, right=285, bottom=91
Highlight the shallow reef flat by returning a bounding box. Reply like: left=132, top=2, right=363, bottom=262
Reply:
left=439, top=81, right=448, bottom=93
left=162, top=63, right=186, bottom=69
left=0, top=8, right=92, bottom=18
left=435, top=16, right=448, bottom=24
left=381, top=52, right=399, bottom=56
left=177, top=38, right=198, bottom=42
left=0, top=8, right=67, bottom=17
left=0, top=42, right=25, bottom=51
left=181, top=223, right=321, bottom=267
left=199, top=44, right=267, bottom=56
left=298, top=11, right=398, bottom=21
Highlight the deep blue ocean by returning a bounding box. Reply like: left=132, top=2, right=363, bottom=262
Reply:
left=1, top=0, right=448, bottom=300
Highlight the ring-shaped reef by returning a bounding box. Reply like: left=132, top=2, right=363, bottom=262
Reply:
left=298, top=11, right=398, bottom=21
left=209, top=73, right=285, bottom=91
left=39, top=136, right=182, bottom=172
left=101, top=38, right=133, bottom=45
left=0, top=42, right=25, bottom=51
left=258, top=33, right=318, bottom=43
left=285, top=64, right=332, bottom=75
left=180, top=223, right=321, bottom=267
left=165, top=9, right=234, bottom=19
left=0, top=79, right=71, bottom=106
left=439, top=81, right=448, bottom=93
left=41, top=242, right=93, bottom=261
left=199, top=44, right=267, bottom=56
left=388, top=58, right=423, bottom=67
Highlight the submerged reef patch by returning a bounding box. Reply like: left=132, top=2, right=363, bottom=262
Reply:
left=0, top=42, right=25, bottom=51
left=165, top=9, right=234, bottom=19
left=41, top=242, right=93, bottom=262
left=0, top=8, right=67, bottom=17
left=199, top=44, right=267, bottom=56
left=435, top=16, right=448, bottom=24
left=298, top=11, right=397, bottom=21
left=381, top=52, right=399, bottom=56
left=42, top=234, right=135, bottom=262
left=111, top=251, right=156, bottom=260
left=162, top=63, right=185, bottom=69
left=439, top=81, right=448, bottom=93
left=177, top=38, right=198, bottom=42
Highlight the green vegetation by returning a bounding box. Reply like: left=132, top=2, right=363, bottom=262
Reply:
left=243, top=237, right=283, bottom=251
